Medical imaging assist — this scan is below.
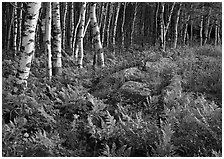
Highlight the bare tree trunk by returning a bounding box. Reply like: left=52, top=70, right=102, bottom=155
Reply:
left=77, top=2, right=86, bottom=68
left=112, top=2, right=120, bottom=55
left=45, top=2, right=52, bottom=81
left=173, top=3, right=182, bottom=49
left=52, top=2, right=62, bottom=75
left=70, top=3, right=75, bottom=49
left=17, top=2, right=23, bottom=52
left=159, top=2, right=165, bottom=51
left=164, top=2, right=175, bottom=37
left=90, top=3, right=105, bottom=68
left=98, top=3, right=105, bottom=29
left=7, top=13, right=14, bottom=50
left=130, top=2, right=137, bottom=46
left=72, top=11, right=81, bottom=60
left=106, top=3, right=113, bottom=48
left=203, top=8, right=211, bottom=45
left=214, top=18, right=218, bottom=45
left=61, top=2, right=67, bottom=49
left=101, top=3, right=108, bottom=46
left=154, top=2, right=159, bottom=46
left=12, top=2, right=18, bottom=57
left=15, top=2, right=41, bottom=92
left=183, top=13, right=190, bottom=45
left=199, top=4, right=204, bottom=46
left=121, top=2, right=127, bottom=48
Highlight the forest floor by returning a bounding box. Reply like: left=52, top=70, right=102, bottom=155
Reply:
left=2, top=45, right=222, bottom=157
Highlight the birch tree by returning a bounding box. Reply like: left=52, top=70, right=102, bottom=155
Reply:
left=130, top=2, right=137, bottom=46
left=70, top=3, right=75, bottom=49
left=203, top=7, right=212, bottom=45
left=17, top=2, right=23, bottom=51
left=15, top=2, right=41, bottom=91
left=173, top=3, right=182, bottom=49
left=90, top=3, right=105, bottom=67
left=61, top=2, right=67, bottom=49
left=12, top=2, right=18, bottom=57
left=112, top=2, right=121, bottom=55
left=45, top=2, right=52, bottom=80
left=200, top=4, right=204, bottom=46
left=159, top=2, right=165, bottom=51
left=52, top=2, right=62, bottom=75
left=77, top=2, right=87, bottom=68
left=121, top=2, right=127, bottom=48
left=101, top=3, right=108, bottom=46
left=106, top=3, right=113, bottom=48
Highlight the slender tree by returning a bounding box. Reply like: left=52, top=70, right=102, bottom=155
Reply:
left=121, top=2, right=127, bottom=48
left=203, top=7, right=211, bottom=45
left=106, top=3, right=113, bottom=48
left=77, top=2, right=87, bottom=68
left=12, top=2, right=18, bottom=57
left=15, top=2, right=41, bottom=91
left=52, top=2, right=62, bottom=75
left=17, top=2, right=23, bottom=51
left=130, top=2, right=137, bottom=46
left=101, top=3, right=108, bottom=46
left=173, top=3, right=182, bottom=49
left=112, top=2, right=121, bottom=55
left=183, top=5, right=191, bottom=45
left=70, top=3, right=74, bottom=49
left=214, top=17, right=218, bottom=45
left=90, top=3, right=105, bottom=67
left=159, top=2, right=165, bottom=51
left=45, top=2, right=52, bottom=80
left=154, top=2, right=159, bottom=46
left=61, top=2, right=67, bottom=49
left=200, top=4, right=204, bottom=46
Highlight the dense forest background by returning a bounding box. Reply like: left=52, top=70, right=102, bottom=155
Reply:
left=2, top=2, right=222, bottom=157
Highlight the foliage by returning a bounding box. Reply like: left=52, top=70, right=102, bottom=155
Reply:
left=2, top=45, right=222, bottom=157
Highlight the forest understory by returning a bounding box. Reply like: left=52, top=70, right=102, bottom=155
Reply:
left=2, top=44, right=222, bottom=157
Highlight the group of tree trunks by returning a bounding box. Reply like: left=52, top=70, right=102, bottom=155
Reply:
left=1, top=2, right=222, bottom=93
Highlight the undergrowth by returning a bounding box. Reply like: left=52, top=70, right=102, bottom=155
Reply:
left=2, top=45, right=222, bottom=157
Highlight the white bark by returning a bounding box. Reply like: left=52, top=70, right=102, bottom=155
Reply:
left=16, top=2, right=41, bottom=88
left=90, top=3, right=105, bottom=67
left=45, top=2, right=52, bottom=80
left=52, top=2, right=62, bottom=75
left=77, top=2, right=86, bottom=68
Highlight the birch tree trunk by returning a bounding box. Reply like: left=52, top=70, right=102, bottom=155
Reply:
left=98, top=3, right=105, bottom=29
left=15, top=2, right=41, bottom=91
left=77, top=2, right=86, bottom=68
left=121, top=2, right=127, bottom=48
left=90, top=3, right=105, bottom=67
left=159, top=2, right=165, bottom=51
left=199, top=4, right=204, bottom=46
left=52, top=2, right=62, bottom=75
left=12, top=2, right=18, bottom=57
left=101, top=3, right=108, bottom=46
left=112, top=2, right=120, bottom=54
left=183, top=12, right=190, bottom=45
left=70, top=3, right=74, bottom=49
left=17, top=2, right=23, bottom=51
left=203, top=8, right=211, bottom=45
left=45, top=2, right=52, bottom=80
left=106, top=3, right=113, bottom=48
left=130, top=2, right=137, bottom=46
left=164, top=2, right=175, bottom=37
left=214, top=18, right=218, bottom=45
left=72, top=11, right=81, bottom=60
left=154, top=2, right=159, bottom=46
left=173, top=3, right=182, bottom=49
left=61, top=2, right=67, bottom=49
